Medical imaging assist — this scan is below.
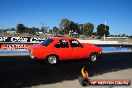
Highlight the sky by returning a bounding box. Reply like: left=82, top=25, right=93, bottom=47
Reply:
left=0, top=0, right=132, bottom=35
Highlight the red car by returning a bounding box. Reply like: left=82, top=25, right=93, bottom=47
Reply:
left=29, top=37, right=102, bottom=65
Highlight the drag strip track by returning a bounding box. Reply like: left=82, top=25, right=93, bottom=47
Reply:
left=0, top=52, right=132, bottom=88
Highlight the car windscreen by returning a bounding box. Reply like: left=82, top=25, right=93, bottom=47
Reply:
left=40, top=39, right=53, bottom=46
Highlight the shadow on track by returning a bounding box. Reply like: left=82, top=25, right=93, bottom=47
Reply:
left=0, top=52, right=132, bottom=87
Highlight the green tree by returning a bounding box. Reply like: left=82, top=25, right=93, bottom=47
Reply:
left=49, top=29, right=53, bottom=34
left=30, top=27, right=39, bottom=35
left=97, top=24, right=109, bottom=37
left=77, top=24, right=83, bottom=35
left=29, top=29, right=35, bottom=35
left=60, top=18, right=71, bottom=34
left=58, top=29, right=65, bottom=35
left=40, top=24, right=49, bottom=34
left=16, top=24, right=26, bottom=33
left=60, top=18, right=80, bottom=35
left=83, top=23, right=94, bottom=36
left=53, top=26, right=59, bottom=36
left=10, top=28, right=16, bottom=31
left=68, top=21, right=79, bottom=34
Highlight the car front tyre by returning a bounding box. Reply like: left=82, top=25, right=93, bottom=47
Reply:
left=89, top=53, right=98, bottom=62
left=46, top=55, right=58, bottom=65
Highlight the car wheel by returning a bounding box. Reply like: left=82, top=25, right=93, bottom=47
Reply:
left=46, top=55, right=58, bottom=65
left=89, top=53, right=98, bottom=62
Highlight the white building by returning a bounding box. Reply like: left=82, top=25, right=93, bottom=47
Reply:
left=6, top=31, right=17, bottom=34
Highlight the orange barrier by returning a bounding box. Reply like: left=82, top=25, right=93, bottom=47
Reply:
left=0, top=44, right=30, bottom=50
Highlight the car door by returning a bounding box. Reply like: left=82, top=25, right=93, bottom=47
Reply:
left=54, top=39, right=71, bottom=60
left=69, top=39, right=87, bottom=59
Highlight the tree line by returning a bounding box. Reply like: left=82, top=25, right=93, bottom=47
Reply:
left=0, top=18, right=110, bottom=37
left=58, top=18, right=109, bottom=37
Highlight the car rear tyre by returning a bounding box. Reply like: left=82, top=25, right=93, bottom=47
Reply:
left=46, top=55, right=58, bottom=65
left=89, top=53, right=98, bottom=62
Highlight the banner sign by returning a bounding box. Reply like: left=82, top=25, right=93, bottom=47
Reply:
left=0, top=37, right=46, bottom=43
left=1, top=44, right=30, bottom=50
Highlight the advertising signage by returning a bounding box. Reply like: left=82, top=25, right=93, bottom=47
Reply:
left=0, top=37, right=46, bottom=43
